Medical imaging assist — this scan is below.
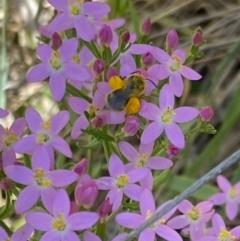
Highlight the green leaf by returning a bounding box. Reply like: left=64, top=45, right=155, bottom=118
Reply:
left=23, top=154, right=31, bottom=168
left=153, top=169, right=171, bottom=189
left=79, top=139, right=101, bottom=149
left=167, top=175, right=218, bottom=200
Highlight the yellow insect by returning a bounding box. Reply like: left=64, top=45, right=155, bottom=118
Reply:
left=106, top=72, right=156, bottom=115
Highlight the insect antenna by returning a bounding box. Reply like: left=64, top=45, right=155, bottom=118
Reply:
left=146, top=78, right=157, bottom=88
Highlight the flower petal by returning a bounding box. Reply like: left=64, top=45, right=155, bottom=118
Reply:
left=180, top=66, right=202, bottom=80
left=40, top=230, right=60, bottom=241
left=152, top=47, right=171, bottom=63
left=116, top=213, right=144, bottom=228
left=68, top=212, right=99, bottom=230
left=10, top=118, right=26, bottom=137
left=167, top=215, right=190, bottom=229
left=49, top=136, right=72, bottom=157
left=128, top=168, right=148, bottom=183
left=189, top=222, right=204, bottom=240
left=159, top=84, right=175, bottom=109
left=37, top=43, right=52, bottom=62
left=26, top=212, right=53, bottom=231
left=139, top=142, right=154, bottom=156
left=155, top=224, right=183, bottom=241
left=48, top=0, right=68, bottom=11
left=49, top=73, right=66, bottom=101
left=118, top=141, right=138, bottom=163
left=4, top=165, right=33, bottom=185
left=32, top=145, right=51, bottom=171
left=75, top=16, right=94, bottom=41
left=178, top=200, right=193, bottom=213
left=26, top=63, right=51, bottom=82
left=155, top=64, right=170, bottom=80
left=123, top=184, right=142, bottom=201
left=174, top=107, right=199, bottom=123
left=96, top=177, right=114, bottom=190
left=140, top=189, right=155, bottom=216
left=49, top=13, right=73, bottom=32
left=109, top=154, right=124, bottom=177
left=148, top=156, right=173, bottom=170
left=139, top=101, right=160, bottom=120
left=50, top=111, right=69, bottom=135
left=11, top=223, right=34, bottom=241
left=26, top=107, right=42, bottom=133
left=2, top=148, right=15, bottom=167
left=62, top=230, right=81, bottom=241
left=53, top=189, right=70, bottom=217
left=212, top=213, right=225, bottom=234
left=140, top=171, right=153, bottom=190
left=63, top=63, right=91, bottom=81
left=169, top=72, right=183, bottom=97
left=13, top=134, right=38, bottom=154
left=141, top=121, right=164, bottom=145
left=209, top=193, right=227, bottom=205
left=165, top=123, right=185, bottom=148
left=59, top=38, right=78, bottom=60
left=82, top=2, right=110, bottom=17
left=84, top=231, right=101, bottom=241
left=71, top=114, right=89, bottom=139
left=107, top=188, right=123, bottom=211
left=49, top=170, right=78, bottom=187
left=41, top=187, right=57, bottom=214
left=226, top=201, right=238, bottom=220
left=217, top=175, right=231, bottom=192
left=172, top=49, right=186, bottom=62
left=196, top=201, right=213, bottom=213
left=69, top=97, right=89, bottom=114
left=16, top=186, right=40, bottom=214
left=139, top=229, right=155, bottom=241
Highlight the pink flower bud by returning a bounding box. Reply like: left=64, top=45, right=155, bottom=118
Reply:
left=107, top=66, right=118, bottom=80
left=141, top=18, right=152, bottom=35
left=99, top=198, right=112, bottom=223
left=192, top=28, right=203, bottom=46
left=166, top=29, right=179, bottom=52
left=69, top=201, right=78, bottom=214
left=75, top=174, right=98, bottom=209
left=167, top=143, right=180, bottom=158
left=0, top=178, right=12, bottom=190
left=121, top=31, right=130, bottom=43
left=93, top=59, right=105, bottom=75
left=199, top=106, right=214, bottom=122
left=123, top=115, right=140, bottom=136
left=73, top=158, right=88, bottom=176
left=91, top=115, right=107, bottom=128
left=142, top=52, right=154, bottom=67
left=99, top=24, right=113, bottom=46
left=52, top=32, right=62, bottom=50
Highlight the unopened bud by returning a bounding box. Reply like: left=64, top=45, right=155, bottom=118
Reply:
left=122, top=115, right=140, bottom=137
left=166, top=29, right=179, bottom=52
left=167, top=143, right=180, bottom=158
left=69, top=201, right=78, bottom=214
left=73, top=158, right=88, bottom=176
left=192, top=28, right=203, bottom=46
left=52, top=32, right=62, bottom=50
left=200, top=106, right=214, bottom=122
left=141, top=18, right=152, bottom=35
left=121, top=31, right=130, bottom=43
left=93, top=59, right=105, bottom=75
left=141, top=52, right=154, bottom=67
left=91, top=115, right=107, bottom=128
left=99, top=24, right=113, bottom=47
left=107, top=66, right=118, bottom=80
left=99, top=198, right=112, bottom=223
left=75, top=174, right=98, bottom=209
left=0, top=178, right=12, bottom=190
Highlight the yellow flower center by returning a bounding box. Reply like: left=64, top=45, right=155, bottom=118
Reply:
left=169, top=55, right=182, bottom=71
left=52, top=213, right=66, bottom=231
left=187, top=206, right=200, bottom=221
left=136, top=153, right=149, bottom=167
left=228, top=186, right=238, bottom=200
left=126, top=97, right=141, bottom=115
left=116, top=174, right=129, bottom=188
left=69, top=0, right=83, bottom=15
left=146, top=209, right=152, bottom=220
left=4, top=128, right=18, bottom=146
left=37, top=120, right=51, bottom=144
left=218, top=228, right=237, bottom=241
left=88, top=104, right=97, bottom=116
left=72, top=54, right=80, bottom=64
left=34, top=168, right=52, bottom=186
left=49, top=50, right=61, bottom=69
left=161, top=106, right=175, bottom=124
left=40, top=120, right=51, bottom=130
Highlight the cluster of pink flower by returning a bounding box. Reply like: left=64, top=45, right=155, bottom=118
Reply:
left=0, top=0, right=239, bottom=241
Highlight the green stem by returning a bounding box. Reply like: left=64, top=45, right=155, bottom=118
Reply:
left=0, top=220, right=12, bottom=236
left=96, top=222, right=106, bottom=240
left=87, top=136, right=94, bottom=176
left=66, top=83, right=92, bottom=102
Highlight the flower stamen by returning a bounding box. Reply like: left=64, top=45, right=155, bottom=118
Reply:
left=116, top=174, right=129, bottom=188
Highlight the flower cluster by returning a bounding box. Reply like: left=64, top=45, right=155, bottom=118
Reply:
left=1, top=1, right=236, bottom=241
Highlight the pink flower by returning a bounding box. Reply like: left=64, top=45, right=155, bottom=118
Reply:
left=116, top=189, right=182, bottom=241
left=26, top=189, right=99, bottom=241
left=153, top=48, right=202, bottom=97
left=14, top=108, right=72, bottom=165
left=0, top=118, right=26, bottom=167
left=197, top=213, right=240, bottom=241
left=0, top=108, right=8, bottom=118
left=26, top=38, right=91, bottom=101
left=4, top=147, right=77, bottom=214
left=96, top=154, right=148, bottom=211
left=119, top=141, right=173, bottom=190
left=48, top=0, right=110, bottom=41
left=0, top=223, right=33, bottom=241
left=139, top=84, right=199, bottom=148
left=210, top=175, right=240, bottom=220
left=167, top=199, right=214, bottom=240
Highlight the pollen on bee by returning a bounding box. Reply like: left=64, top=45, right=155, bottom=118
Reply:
left=126, top=97, right=141, bottom=115
left=109, top=76, right=125, bottom=90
